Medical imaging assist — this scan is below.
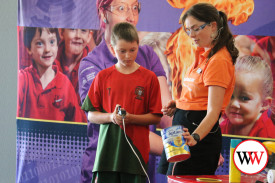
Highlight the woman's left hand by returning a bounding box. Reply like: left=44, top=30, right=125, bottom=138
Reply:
left=218, top=153, right=224, bottom=167
left=182, top=128, right=197, bottom=146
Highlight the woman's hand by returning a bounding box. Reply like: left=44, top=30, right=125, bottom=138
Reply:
left=161, top=100, right=176, bottom=117
left=218, top=153, right=224, bottom=167
left=182, top=128, right=197, bottom=146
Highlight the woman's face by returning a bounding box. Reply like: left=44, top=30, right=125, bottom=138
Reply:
left=104, top=0, right=139, bottom=33
left=184, top=16, right=215, bottom=49
left=225, top=71, right=264, bottom=126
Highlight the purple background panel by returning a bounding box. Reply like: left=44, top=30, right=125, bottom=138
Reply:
left=16, top=119, right=88, bottom=183
left=136, top=0, right=182, bottom=33
left=18, top=0, right=275, bottom=36
left=229, top=0, right=275, bottom=36
left=18, top=0, right=98, bottom=29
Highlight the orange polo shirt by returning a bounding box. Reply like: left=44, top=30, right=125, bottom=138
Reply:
left=176, top=46, right=235, bottom=111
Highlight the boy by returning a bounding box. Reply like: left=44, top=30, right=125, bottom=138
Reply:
left=81, top=22, right=162, bottom=183
left=17, top=27, right=85, bottom=122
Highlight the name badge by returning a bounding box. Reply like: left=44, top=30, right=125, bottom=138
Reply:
left=196, top=68, right=202, bottom=74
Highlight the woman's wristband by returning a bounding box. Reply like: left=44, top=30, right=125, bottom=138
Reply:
left=191, top=133, right=200, bottom=143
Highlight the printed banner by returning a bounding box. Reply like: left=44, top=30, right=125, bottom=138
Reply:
left=18, top=0, right=275, bottom=35
left=17, top=0, right=275, bottom=183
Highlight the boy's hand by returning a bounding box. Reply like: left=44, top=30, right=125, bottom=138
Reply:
left=161, top=100, right=176, bottom=117
left=111, top=104, right=120, bottom=124
left=111, top=104, right=128, bottom=125
left=182, top=128, right=197, bottom=146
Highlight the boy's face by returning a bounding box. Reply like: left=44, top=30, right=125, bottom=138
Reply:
left=28, top=29, right=58, bottom=69
left=61, top=29, right=91, bottom=55
left=111, top=39, right=138, bottom=67
left=225, top=71, right=264, bottom=126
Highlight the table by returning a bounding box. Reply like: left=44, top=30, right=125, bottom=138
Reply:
left=167, top=174, right=267, bottom=183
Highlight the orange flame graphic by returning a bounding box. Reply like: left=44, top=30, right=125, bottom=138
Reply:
left=166, top=0, right=254, bottom=99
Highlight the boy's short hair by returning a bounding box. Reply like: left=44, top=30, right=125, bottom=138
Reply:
left=110, top=22, right=139, bottom=46
left=23, top=27, right=60, bottom=49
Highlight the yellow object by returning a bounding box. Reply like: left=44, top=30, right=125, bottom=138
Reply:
left=229, top=139, right=242, bottom=183
left=262, top=141, right=275, bottom=155
left=196, top=178, right=222, bottom=182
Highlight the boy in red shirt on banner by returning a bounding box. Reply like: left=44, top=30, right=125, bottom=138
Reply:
left=81, top=22, right=162, bottom=183
left=220, top=55, right=275, bottom=138
left=55, top=28, right=94, bottom=122
left=56, top=29, right=93, bottom=106
left=17, top=27, right=85, bottom=122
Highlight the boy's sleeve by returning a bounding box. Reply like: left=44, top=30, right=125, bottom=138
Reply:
left=148, top=74, right=163, bottom=116
left=81, top=73, right=102, bottom=112
left=204, top=56, right=234, bottom=89
left=17, top=70, right=27, bottom=117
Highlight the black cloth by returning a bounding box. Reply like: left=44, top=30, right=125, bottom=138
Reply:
left=157, top=109, right=222, bottom=175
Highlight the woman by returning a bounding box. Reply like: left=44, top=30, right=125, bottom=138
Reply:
left=158, top=3, right=238, bottom=175
left=78, top=0, right=172, bottom=182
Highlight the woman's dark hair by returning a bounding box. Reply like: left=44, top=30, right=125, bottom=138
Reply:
left=181, top=3, right=239, bottom=64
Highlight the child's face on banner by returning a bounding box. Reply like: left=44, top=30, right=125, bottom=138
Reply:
left=61, top=29, right=91, bottom=56
left=105, top=0, right=139, bottom=30
left=225, top=71, right=264, bottom=126
left=28, top=29, right=58, bottom=69
left=112, top=39, right=138, bottom=67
